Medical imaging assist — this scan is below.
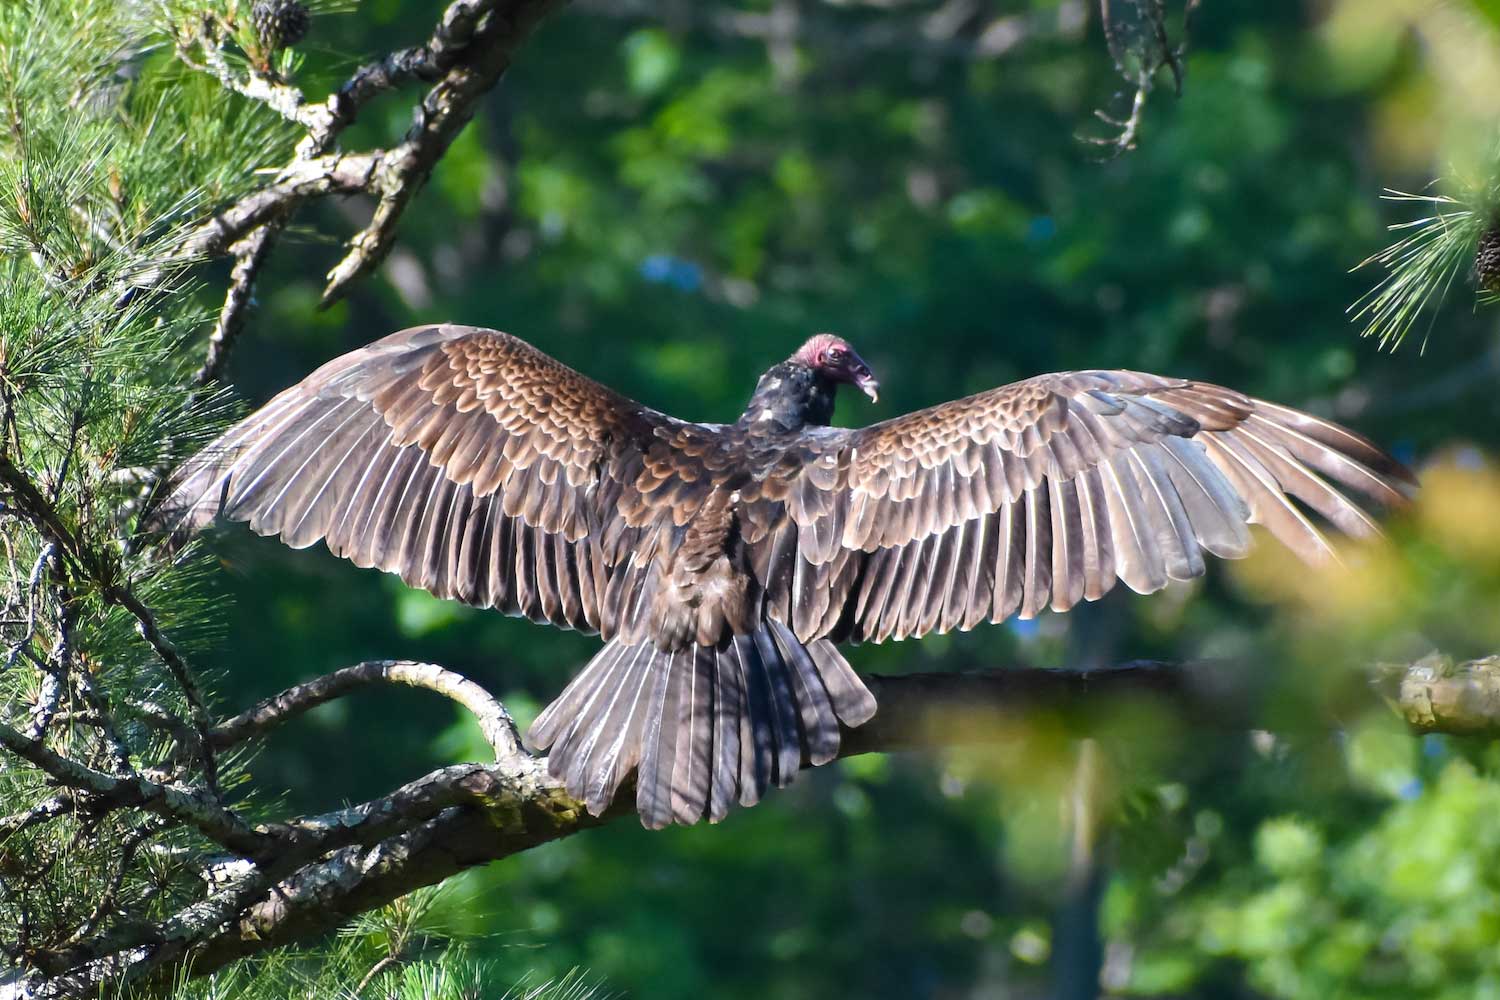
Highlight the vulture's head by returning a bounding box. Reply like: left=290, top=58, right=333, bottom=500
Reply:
left=793, top=333, right=879, bottom=403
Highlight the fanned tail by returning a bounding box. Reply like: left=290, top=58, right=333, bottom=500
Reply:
left=527, top=620, right=877, bottom=829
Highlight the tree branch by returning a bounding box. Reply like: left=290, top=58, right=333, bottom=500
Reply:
left=157, top=0, right=568, bottom=316
left=191, top=220, right=285, bottom=389
left=0, top=715, right=260, bottom=856
left=210, top=660, right=523, bottom=760
left=15, top=649, right=1496, bottom=996
left=1379, top=652, right=1500, bottom=735
left=170, top=152, right=385, bottom=272
left=0, top=456, right=218, bottom=787
left=318, top=0, right=569, bottom=305
left=118, top=0, right=572, bottom=378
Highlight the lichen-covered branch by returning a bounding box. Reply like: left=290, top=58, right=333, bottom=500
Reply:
left=157, top=0, right=569, bottom=339
left=318, top=0, right=569, bottom=305
left=210, top=659, right=523, bottom=760
left=1378, top=653, right=1500, bottom=735
left=7, top=650, right=1495, bottom=997
left=0, top=715, right=260, bottom=855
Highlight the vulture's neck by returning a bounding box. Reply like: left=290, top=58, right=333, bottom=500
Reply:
left=736, top=361, right=836, bottom=434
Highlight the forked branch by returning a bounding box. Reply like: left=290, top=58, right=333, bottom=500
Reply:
left=5, top=635, right=1495, bottom=997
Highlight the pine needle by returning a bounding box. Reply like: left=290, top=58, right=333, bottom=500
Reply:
left=1350, top=183, right=1496, bottom=352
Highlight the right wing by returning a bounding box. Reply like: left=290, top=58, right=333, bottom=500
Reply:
left=153, top=324, right=726, bottom=640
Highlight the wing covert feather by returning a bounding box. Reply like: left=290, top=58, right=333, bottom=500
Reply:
left=762, top=370, right=1414, bottom=645
left=155, top=324, right=711, bottom=639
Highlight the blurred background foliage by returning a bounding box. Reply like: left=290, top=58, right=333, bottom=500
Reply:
left=186, top=0, right=1500, bottom=996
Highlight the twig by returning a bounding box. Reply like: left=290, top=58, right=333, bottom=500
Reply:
left=353, top=953, right=406, bottom=997
left=4, top=541, right=56, bottom=673
left=127, top=698, right=200, bottom=752
left=102, top=584, right=218, bottom=788
left=311, top=0, right=524, bottom=152
left=143, top=0, right=570, bottom=315
left=0, top=456, right=218, bottom=790
left=211, top=660, right=523, bottom=761
left=0, top=715, right=260, bottom=855
left=60, top=629, right=136, bottom=779
left=62, top=818, right=170, bottom=947
left=189, top=35, right=314, bottom=130
left=23, top=584, right=72, bottom=743
left=192, top=220, right=286, bottom=388
left=319, top=0, right=571, bottom=305
left=155, top=151, right=384, bottom=279
left=1085, top=83, right=1150, bottom=155
left=0, top=793, right=74, bottom=841
left=1084, top=0, right=1199, bottom=156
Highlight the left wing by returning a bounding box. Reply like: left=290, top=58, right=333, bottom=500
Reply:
left=750, top=370, right=1416, bottom=644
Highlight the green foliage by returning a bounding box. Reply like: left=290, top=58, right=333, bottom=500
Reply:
left=162, top=889, right=610, bottom=1000
left=215, top=4, right=1499, bottom=998
left=1351, top=187, right=1493, bottom=351
left=6, top=0, right=1500, bottom=997
left=0, top=0, right=288, bottom=972
left=1166, top=759, right=1500, bottom=999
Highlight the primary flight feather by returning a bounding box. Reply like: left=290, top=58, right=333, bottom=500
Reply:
left=158, top=325, right=1415, bottom=828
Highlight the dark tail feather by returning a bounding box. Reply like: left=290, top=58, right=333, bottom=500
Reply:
left=770, top=622, right=840, bottom=766
left=635, top=648, right=683, bottom=828
left=527, top=640, right=626, bottom=750
left=709, top=638, right=744, bottom=821
left=749, top=628, right=799, bottom=790
left=525, top=622, right=877, bottom=828
left=670, top=648, right=715, bottom=825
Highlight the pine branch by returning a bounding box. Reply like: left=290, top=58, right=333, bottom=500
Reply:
left=0, top=714, right=261, bottom=855
left=10, top=650, right=1496, bottom=995
left=0, top=455, right=220, bottom=790
left=1350, top=188, right=1492, bottom=351
left=0, top=5, right=576, bottom=982
left=153, top=0, right=570, bottom=336
left=209, top=659, right=524, bottom=760
left=318, top=0, right=569, bottom=305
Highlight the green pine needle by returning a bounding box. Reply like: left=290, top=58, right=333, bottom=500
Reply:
left=1350, top=186, right=1495, bottom=352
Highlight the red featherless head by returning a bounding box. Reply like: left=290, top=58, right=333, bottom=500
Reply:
left=793, top=333, right=879, bottom=402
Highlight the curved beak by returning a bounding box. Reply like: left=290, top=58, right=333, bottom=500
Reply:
left=854, top=369, right=879, bottom=404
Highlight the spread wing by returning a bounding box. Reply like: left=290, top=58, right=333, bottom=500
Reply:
left=154, top=324, right=728, bottom=640
left=760, top=370, right=1417, bottom=644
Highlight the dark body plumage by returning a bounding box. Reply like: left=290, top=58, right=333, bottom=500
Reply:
left=158, top=325, right=1416, bottom=828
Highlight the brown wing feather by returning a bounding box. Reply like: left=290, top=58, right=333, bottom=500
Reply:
left=757, top=370, right=1416, bottom=645
left=154, top=324, right=716, bottom=640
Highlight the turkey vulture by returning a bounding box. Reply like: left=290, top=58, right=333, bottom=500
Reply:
left=158, top=325, right=1415, bottom=828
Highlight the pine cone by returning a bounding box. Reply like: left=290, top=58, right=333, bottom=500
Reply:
left=1476, top=224, right=1500, bottom=292
left=252, top=0, right=310, bottom=50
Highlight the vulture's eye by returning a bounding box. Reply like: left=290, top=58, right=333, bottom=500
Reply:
left=825, top=348, right=845, bottom=365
